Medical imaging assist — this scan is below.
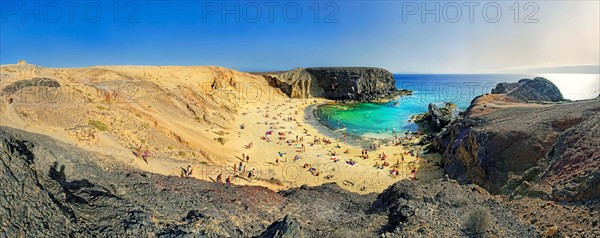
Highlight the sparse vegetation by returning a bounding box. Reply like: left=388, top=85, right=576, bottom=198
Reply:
left=215, top=137, right=226, bottom=145
left=215, top=130, right=228, bottom=136
left=452, top=195, right=469, bottom=207
left=167, top=145, right=174, bottom=150
left=88, top=120, right=109, bottom=132
left=178, top=151, right=186, bottom=157
left=465, top=206, right=492, bottom=235
left=142, top=123, right=150, bottom=129
left=96, top=105, right=108, bottom=110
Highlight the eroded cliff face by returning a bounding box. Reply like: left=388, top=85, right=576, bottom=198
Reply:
left=434, top=95, right=600, bottom=201
left=262, top=67, right=398, bottom=101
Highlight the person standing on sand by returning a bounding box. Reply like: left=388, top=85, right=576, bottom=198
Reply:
left=233, top=164, right=238, bottom=174
left=187, top=166, right=193, bottom=177
left=142, top=149, right=149, bottom=163
left=246, top=155, right=250, bottom=162
left=225, top=176, right=231, bottom=185
left=239, top=162, right=243, bottom=172
left=136, top=146, right=142, bottom=158
left=185, top=165, right=191, bottom=177
left=216, top=173, right=222, bottom=183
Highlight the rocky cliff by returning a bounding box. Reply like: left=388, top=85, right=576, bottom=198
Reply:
left=434, top=79, right=599, bottom=202
left=262, top=67, right=404, bottom=101
left=491, top=77, right=564, bottom=102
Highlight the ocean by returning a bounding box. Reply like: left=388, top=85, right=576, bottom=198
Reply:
left=314, top=74, right=600, bottom=139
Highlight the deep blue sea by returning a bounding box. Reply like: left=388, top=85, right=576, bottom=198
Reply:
left=315, top=74, right=600, bottom=139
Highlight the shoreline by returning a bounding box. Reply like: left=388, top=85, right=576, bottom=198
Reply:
left=226, top=97, right=443, bottom=194
left=302, top=102, right=383, bottom=148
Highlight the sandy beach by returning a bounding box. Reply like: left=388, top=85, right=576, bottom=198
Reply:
left=0, top=64, right=442, bottom=194
left=223, top=98, right=443, bottom=194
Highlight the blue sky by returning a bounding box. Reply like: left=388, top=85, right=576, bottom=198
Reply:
left=1, top=1, right=599, bottom=73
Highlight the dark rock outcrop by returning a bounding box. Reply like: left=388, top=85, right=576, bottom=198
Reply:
left=415, top=103, right=456, bottom=133
left=262, top=67, right=402, bottom=101
left=257, top=215, right=304, bottom=238
left=1, top=77, right=60, bottom=95
left=371, top=180, right=537, bottom=237
left=491, top=77, right=563, bottom=102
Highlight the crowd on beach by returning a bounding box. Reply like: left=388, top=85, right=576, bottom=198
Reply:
left=130, top=101, right=427, bottom=190
left=235, top=102, right=425, bottom=186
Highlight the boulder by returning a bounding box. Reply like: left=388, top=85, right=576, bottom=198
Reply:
left=415, top=102, right=456, bottom=133
left=257, top=215, right=304, bottom=238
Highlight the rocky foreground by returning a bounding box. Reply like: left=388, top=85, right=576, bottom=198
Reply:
left=1, top=126, right=542, bottom=237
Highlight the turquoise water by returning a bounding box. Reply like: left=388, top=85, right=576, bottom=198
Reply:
left=315, top=74, right=600, bottom=139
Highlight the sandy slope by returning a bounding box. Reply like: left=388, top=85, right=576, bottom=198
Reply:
left=0, top=63, right=441, bottom=193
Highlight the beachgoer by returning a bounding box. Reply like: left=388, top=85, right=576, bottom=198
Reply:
left=225, top=176, right=231, bottom=185
left=187, top=167, right=193, bottom=177
left=216, top=173, right=222, bottom=183
left=185, top=165, right=192, bottom=176
left=143, top=149, right=149, bottom=163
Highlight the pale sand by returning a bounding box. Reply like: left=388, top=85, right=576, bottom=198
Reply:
left=0, top=64, right=442, bottom=194
left=215, top=97, right=442, bottom=194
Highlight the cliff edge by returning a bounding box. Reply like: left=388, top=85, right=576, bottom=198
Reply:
left=262, top=67, right=404, bottom=101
